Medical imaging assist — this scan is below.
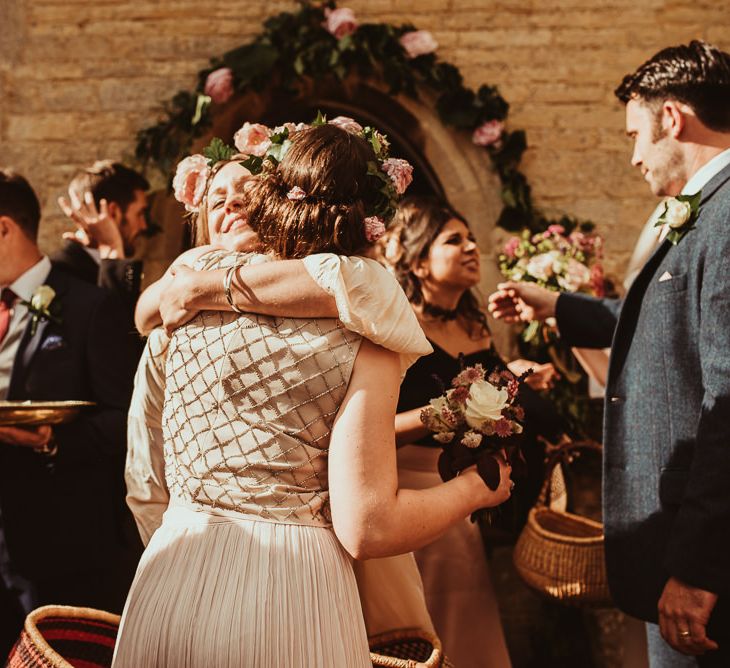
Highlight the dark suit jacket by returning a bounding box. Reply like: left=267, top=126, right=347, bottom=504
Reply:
left=556, top=163, right=730, bottom=622
left=51, top=240, right=143, bottom=329
left=0, top=267, right=142, bottom=610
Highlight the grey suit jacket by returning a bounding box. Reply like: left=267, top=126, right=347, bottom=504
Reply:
left=555, top=162, right=730, bottom=622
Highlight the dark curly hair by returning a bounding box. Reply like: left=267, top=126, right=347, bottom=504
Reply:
left=615, top=40, right=730, bottom=132
left=379, top=195, right=490, bottom=337
left=0, top=170, right=41, bottom=241
left=244, top=124, right=385, bottom=259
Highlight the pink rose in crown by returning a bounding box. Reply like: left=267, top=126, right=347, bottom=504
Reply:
left=399, top=30, right=438, bottom=59
left=381, top=158, right=414, bottom=195
left=172, top=154, right=211, bottom=212
left=328, top=116, right=363, bottom=134
left=234, top=122, right=272, bottom=157
left=472, top=119, right=504, bottom=147
left=204, top=67, right=234, bottom=105
left=324, top=7, right=358, bottom=39
left=287, top=186, right=307, bottom=201
left=364, top=216, right=386, bottom=242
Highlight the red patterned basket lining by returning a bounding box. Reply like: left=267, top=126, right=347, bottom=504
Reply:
left=8, top=615, right=119, bottom=668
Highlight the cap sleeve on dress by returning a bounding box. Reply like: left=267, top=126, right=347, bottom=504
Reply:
left=302, top=254, right=432, bottom=375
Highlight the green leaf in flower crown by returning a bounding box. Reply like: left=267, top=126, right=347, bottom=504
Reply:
left=240, top=155, right=264, bottom=175
left=202, top=138, right=235, bottom=167
left=266, top=139, right=292, bottom=163
left=311, top=110, right=327, bottom=126
left=270, top=127, right=289, bottom=144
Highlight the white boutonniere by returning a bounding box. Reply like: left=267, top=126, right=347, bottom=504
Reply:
left=20, top=285, right=61, bottom=335
left=655, top=191, right=702, bottom=246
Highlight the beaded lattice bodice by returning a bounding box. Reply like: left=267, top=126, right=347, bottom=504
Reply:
left=162, top=250, right=362, bottom=526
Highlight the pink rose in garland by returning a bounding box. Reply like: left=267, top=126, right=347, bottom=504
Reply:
left=324, top=7, right=358, bottom=39
left=172, top=154, right=210, bottom=212
left=472, top=119, right=504, bottom=147
left=234, top=122, right=272, bottom=157
left=364, top=216, right=386, bottom=242
left=381, top=158, right=414, bottom=195
left=328, top=115, right=363, bottom=134
left=204, top=67, right=234, bottom=104
left=399, top=30, right=438, bottom=59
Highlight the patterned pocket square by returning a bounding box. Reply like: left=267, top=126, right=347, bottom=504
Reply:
left=40, top=334, right=66, bottom=351
left=658, top=271, right=673, bottom=282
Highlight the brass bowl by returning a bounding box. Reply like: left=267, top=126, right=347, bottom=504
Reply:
left=0, top=401, right=96, bottom=427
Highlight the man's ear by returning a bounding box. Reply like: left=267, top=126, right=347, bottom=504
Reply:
left=106, top=201, right=123, bottom=225
left=662, top=100, right=687, bottom=140
left=0, top=216, right=15, bottom=239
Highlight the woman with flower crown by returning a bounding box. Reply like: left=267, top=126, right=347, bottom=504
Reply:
left=113, top=124, right=514, bottom=667
left=126, top=123, right=438, bottom=649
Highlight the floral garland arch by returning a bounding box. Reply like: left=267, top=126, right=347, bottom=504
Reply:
left=135, top=0, right=588, bottom=235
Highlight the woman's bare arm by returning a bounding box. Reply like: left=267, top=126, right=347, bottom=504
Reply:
left=328, top=338, right=512, bottom=560
left=394, top=408, right=430, bottom=447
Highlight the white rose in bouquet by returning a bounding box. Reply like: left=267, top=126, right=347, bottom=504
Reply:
left=464, top=380, right=509, bottom=429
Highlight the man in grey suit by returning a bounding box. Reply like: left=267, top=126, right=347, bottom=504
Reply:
left=488, top=41, right=730, bottom=667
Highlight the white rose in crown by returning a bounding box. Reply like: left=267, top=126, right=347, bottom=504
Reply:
left=464, top=380, right=509, bottom=429
left=31, top=285, right=56, bottom=311
left=665, top=198, right=692, bottom=229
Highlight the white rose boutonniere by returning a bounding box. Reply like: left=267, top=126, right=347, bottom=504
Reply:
left=21, top=285, right=61, bottom=335
left=655, top=191, right=702, bottom=245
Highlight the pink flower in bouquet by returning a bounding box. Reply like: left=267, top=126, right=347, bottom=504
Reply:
left=461, top=430, right=483, bottom=449
left=172, top=154, right=210, bottom=212
left=453, top=364, right=486, bottom=387
left=558, top=257, right=591, bottom=292
left=449, top=386, right=470, bottom=405
left=364, top=216, right=386, bottom=242
left=493, top=417, right=513, bottom=438
left=324, top=7, right=358, bottom=39
left=472, top=120, right=504, bottom=147
left=399, top=30, right=438, bottom=59
left=204, top=67, right=234, bottom=104
left=329, top=116, right=363, bottom=134
left=526, top=251, right=560, bottom=281
left=547, top=224, right=565, bottom=236
left=503, top=237, right=520, bottom=258
left=381, top=158, right=414, bottom=195
left=590, top=263, right=606, bottom=297
left=234, top=122, right=272, bottom=157
left=506, top=378, right=520, bottom=398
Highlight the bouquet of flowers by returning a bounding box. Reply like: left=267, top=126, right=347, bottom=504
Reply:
left=420, top=363, right=528, bottom=497
left=498, top=223, right=605, bottom=341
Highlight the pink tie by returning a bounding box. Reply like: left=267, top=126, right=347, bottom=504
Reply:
left=0, top=288, right=18, bottom=345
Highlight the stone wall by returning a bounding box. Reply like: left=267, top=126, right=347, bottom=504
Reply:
left=1, top=0, right=728, bottom=281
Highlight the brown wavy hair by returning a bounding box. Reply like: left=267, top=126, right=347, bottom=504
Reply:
left=379, top=195, right=489, bottom=337
left=244, top=124, right=383, bottom=259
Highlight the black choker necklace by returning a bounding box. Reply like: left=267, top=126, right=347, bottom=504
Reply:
left=422, top=302, right=458, bottom=321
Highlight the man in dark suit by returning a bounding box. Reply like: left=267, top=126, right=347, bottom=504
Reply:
left=54, top=160, right=149, bottom=319
left=0, top=170, right=141, bottom=649
left=488, top=41, right=730, bottom=667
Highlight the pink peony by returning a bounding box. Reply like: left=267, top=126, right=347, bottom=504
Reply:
left=328, top=116, right=363, bottom=134
left=324, top=7, right=358, bottom=39
left=381, top=158, right=413, bottom=195
left=472, top=119, right=504, bottom=147
left=287, top=186, right=307, bottom=201
left=172, top=154, right=211, bottom=212
left=204, top=67, right=234, bottom=105
left=233, top=122, right=272, bottom=157
left=364, top=216, right=386, bottom=242
left=503, top=237, right=520, bottom=258
left=399, top=30, right=438, bottom=59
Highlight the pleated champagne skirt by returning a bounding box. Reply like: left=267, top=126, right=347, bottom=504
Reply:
left=112, top=503, right=371, bottom=668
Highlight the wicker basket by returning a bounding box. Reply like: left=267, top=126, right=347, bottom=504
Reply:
left=7, top=605, right=120, bottom=668
left=370, top=628, right=453, bottom=668
left=513, top=441, right=612, bottom=607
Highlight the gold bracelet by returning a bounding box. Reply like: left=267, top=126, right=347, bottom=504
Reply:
left=223, top=264, right=246, bottom=315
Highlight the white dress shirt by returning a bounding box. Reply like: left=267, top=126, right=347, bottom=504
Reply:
left=0, top=256, right=52, bottom=400
left=682, top=147, right=730, bottom=195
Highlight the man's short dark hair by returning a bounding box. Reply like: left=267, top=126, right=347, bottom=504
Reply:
left=615, top=40, right=730, bottom=132
left=0, top=170, right=41, bottom=241
left=69, top=160, right=149, bottom=212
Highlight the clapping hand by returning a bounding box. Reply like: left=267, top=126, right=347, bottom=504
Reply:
left=488, top=281, right=559, bottom=323
left=658, top=577, right=719, bottom=656
left=58, top=191, right=125, bottom=259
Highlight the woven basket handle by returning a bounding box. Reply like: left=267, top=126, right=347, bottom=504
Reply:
left=536, top=439, right=602, bottom=507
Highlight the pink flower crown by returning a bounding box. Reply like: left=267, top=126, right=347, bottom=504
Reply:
left=172, top=114, right=414, bottom=243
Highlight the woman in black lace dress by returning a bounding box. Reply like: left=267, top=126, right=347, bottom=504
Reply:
left=380, top=196, right=564, bottom=668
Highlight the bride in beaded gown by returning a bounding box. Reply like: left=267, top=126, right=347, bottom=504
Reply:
left=113, top=125, right=513, bottom=667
